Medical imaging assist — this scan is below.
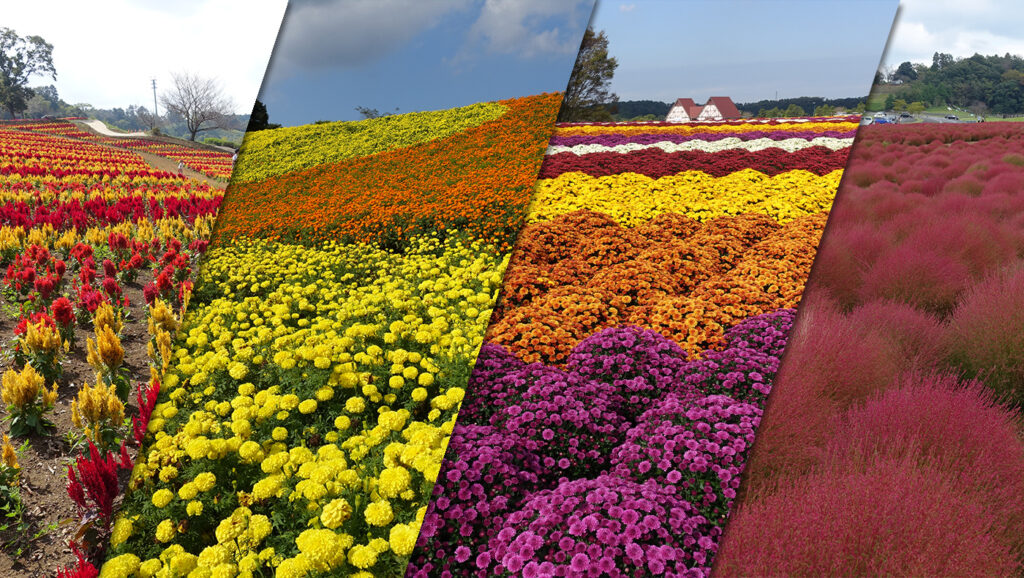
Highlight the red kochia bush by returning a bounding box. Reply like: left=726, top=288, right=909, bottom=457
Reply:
left=945, top=262, right=1024, bottom=406
left=714, top=457, right=1022, bottom=577
left=857, top=244, right=971, bottom=316
left=822, top=371, right=1024, bottom=556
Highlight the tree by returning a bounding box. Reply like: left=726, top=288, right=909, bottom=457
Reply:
left=246, top=99, right=280, bottom=131
left=133, top=106, right=161, bottom=132
left=908, top=101, right=926, bottom=114
left=354, top=105, right=400, bottom=120
left=0, top=28, right=56, bottom=118
left=813, top=104, right=835, bottom=116
left=160, top=72, right=236, bottom=141
left=783, top=104, right=806, bottom=117
left=894, top=61, right=918, bottom=82
left=892, top=98, right=908, bottom=112
left=558, top=27, right=618, bottom=122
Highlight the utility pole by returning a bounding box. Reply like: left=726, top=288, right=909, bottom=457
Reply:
left=151, top=78, right=158, bottom=117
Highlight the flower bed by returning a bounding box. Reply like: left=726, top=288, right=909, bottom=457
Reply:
left=714, top=122, right=1024, bottom=576
left=100, top=93, right=564, bottom=577
left=0, top=123, right=219, bottom=573
left=409, top=117, right=856, bottom=577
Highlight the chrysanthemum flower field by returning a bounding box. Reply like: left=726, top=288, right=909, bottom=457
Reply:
left=714, top=122, right=1024, bottom=577
left=99, top=94, right=565, bottom=577
left=408, top=116, right=857, bottom=577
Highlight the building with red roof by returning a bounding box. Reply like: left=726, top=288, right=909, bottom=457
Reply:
left=665, top=96, right=742, bottom=122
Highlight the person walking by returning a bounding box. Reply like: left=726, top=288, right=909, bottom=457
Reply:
left=177, top=160, right=185, bottom=175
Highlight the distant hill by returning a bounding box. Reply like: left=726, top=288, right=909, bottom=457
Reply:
left=611, top=100, right=672, bottom=120
left=736, top=97, right=865, bottom=116
left=874, top=52, right=1024, bottom=115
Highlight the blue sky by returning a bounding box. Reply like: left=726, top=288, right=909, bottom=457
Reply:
left=597, top=0, right=898, bottom=104
left=260, top=0, right=595, bottom=126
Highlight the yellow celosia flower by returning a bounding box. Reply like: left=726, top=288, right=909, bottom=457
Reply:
left=70, top=378, right=125, bottom=444
left=86, top=324, right=124, bottom=373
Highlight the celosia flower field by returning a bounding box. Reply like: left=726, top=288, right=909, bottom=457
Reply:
left=409, top=116, right=858, bottom=577
left=715, top=122, right=1024, bottom=576
left=0, top=122, right=219, bottom=571
left=1, top=119, right=235, bottom=179
left=101, top=94, right=564, bottom=577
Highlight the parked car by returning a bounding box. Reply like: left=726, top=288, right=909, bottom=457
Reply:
left=945, top=114, right=959, bottom=120
left=900, top=112, right=911, bottom=118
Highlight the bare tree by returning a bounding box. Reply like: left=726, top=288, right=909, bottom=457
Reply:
left=133, top=105, right=162, bottom=133
left=160, top=72, right=235, bottom=140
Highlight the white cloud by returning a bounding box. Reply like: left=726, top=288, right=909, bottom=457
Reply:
left=620, top=3, right=636, bottom=12
left=2, top=0, right=286, bottom=113
left=463, top=0, right=592, bottom=58
left=884, top=0, right=1024, bottom=66
left=272, top=0, right=473, bottom=71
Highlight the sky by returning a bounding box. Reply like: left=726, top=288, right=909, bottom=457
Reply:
left=598, top=0, right=898, bottom=104
left=259, top=0, right=595, bottom=125
left=3, top=0, right=287, bottom=114
left=881, top=0, right=1024, bottom=69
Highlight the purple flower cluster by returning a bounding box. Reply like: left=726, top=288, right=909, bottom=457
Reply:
left=490, top=475, right=714, bottom=578
left=489, top=364, right=628, bottom=477
left=565, top=326, right=693, bottom=419
left=548, top=130, right=857, bottom=148
left=408, top=309, right=792, bottom=577
left=610, top=395, right=762, bottom=524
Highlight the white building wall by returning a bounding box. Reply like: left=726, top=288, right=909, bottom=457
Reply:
left=665, top=105, right=690, bottom=122
left=697, top=104, right=722, bottom=121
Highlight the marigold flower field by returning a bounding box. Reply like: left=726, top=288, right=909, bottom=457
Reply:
left=409, top=116, right=857, bottom=577
left=100, top=94, right=564, bottom=577
left=714, top=122, right=1024, bottom=576
left=0, top=121, right=219, bottom=573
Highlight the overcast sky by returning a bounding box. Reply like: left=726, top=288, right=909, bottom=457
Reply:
left=3, top=0, right=286, bottom=114
left=881, top=0, right=1024, bottom=68
left=259, top=0, right=595, bottom=125
left=600, top=0, right=898, bottom=104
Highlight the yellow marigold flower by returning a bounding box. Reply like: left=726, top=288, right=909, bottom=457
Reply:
left=315, top=387, right=334, bottom=401
left=138, top=558, right=162, bottom=578
left=238, top=440, right=263, bottom=463
left=298, top=399, right=317, bottom=414
left=178, top=482, right=199, bottom=501
left=411, top=387, right=428, bottom=403
left=295, top=528, right=350, bottom=571
left=272, top=427, right=288, bottom=441
left=334, top=415, right=351, bottom=431
left=364, top=500, right=394, bottom=526
left=109, top=517, right=134, bottom=546
left=389, top=523, right=418, bottom=556
left=159, top=466, right=178, bottom=483
left=187, top=500, right=204, bottom=517
left=248, top=514, right=272, bottom=543
left=252, top=475, right=283, bottom=500
left=347, top=544, right=379, bottom=570
left=378, top=467, right=411, bottom=499
left=344, top=397, right=365, bottom=413
left=388, top=375, right=405, bottom=389
left=155, top=519, right=176, bottom=542
left=152, top=489, right=174, bottom=509
left=228, top=362, right=248, bottom=380
left=99, top=553, right=141, bottom=577
left=320, top=498, right=353, bottom=529
left=194, top=472, right=217, bottom=492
